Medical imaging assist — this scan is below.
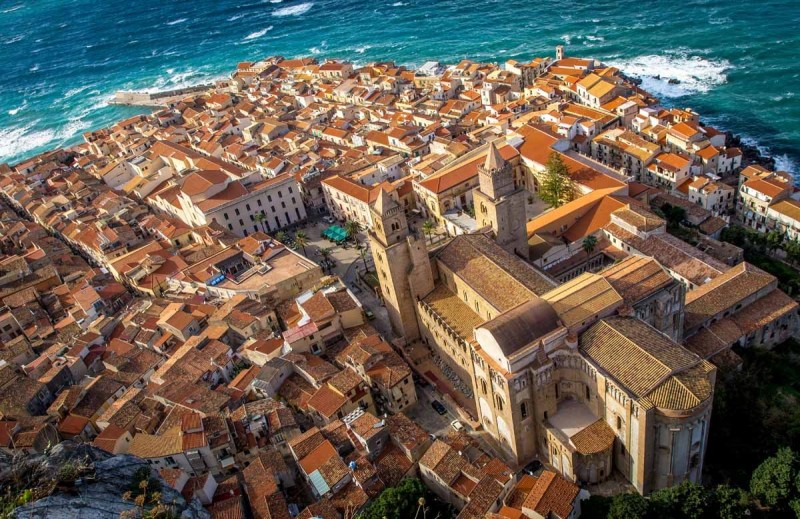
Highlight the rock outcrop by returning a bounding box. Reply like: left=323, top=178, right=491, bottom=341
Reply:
left=0, top=442, right=209, bottom=518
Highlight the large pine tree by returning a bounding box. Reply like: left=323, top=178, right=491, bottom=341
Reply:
left=539, top=152, right=575, bottom=208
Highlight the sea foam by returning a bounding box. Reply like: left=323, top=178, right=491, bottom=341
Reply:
left=607, top=52, right=730, bottom=97
left=243, top=26, right=274, bottom=41
left=166, top=18, right=188, bottom=26
left=0, top=124, right=56, bottom=161
left=272, top=2, right=314, bottom=17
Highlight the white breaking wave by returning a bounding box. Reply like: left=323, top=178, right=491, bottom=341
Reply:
left=607, top=52, right=730, bottom=98
left=0, top=124, right=56, bottom=162
left=166, top=18, right=188, bottom=26
left=63, top=84, right=92, bottom=99
left=228, top=13, right=246, bottom=21
left=354, top=45, right=371, bottom=54
left=3, top=34, right=24, bottom=44
left=8, top=100, right=27, bottom=116
left=272, top=2, right=313, bottom=17
left=2, top=4, right=24, bottom=13
left=774, top=154, right=797, bottom=174
left=584, top=34, right=604, bottom=42
left=243, top=26, right=274, bottom=41
left=738, top=134, right=797, bottom=175
left=269, top=0, right=283, bottom=3
left=391, top=1, right=406, bottom=6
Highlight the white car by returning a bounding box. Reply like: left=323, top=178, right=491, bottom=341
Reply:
left=323, top=216, right=336, bottom=224
left=450, top=420, right=464, bottom=432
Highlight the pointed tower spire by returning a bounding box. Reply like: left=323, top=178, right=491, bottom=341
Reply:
left=372, top=187, right=397, bottom=217
left=484, top=140, right=505, bottom=173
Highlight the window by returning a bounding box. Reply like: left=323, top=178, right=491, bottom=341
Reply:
left=291, top=197, right=296, bottom=204
left=257, top=199, right=262, bottom=207
left=495, top=395, right=504, bottom=411
left=555, top=385, right=559, bottom=399
left=520, top=401, right=528, bottom=419
left=278, top=190, right=283, bottom=198
left=223, top=213, right=229, bottom=221
left=288, top=186, right=293, bottom=194
left=235, top=208, right=240, bottom=216
left=585, top=386, right=590, bottom=400
left=239, top=219, right=244, bottom=226
left=295, top=207, right=301, bottom=219
left=267, top=194, right=272, bottom=202
left=246, top=203, right=251, bottom=211
left=481, top=379, right=487, bottom=395
left=617, top=416, right=622, bottom=430
left=281, top=201, right=286, bottom=209
left=228, top=224, right=233, bottom=231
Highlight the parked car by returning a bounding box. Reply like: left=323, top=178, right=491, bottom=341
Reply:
left=323, top=216, right=336, bottom=224
left=522, top=459, right=543, bottom=476
left=450, top=420, right=464, bottom=432
left=431, top=400, right=446, bottom=415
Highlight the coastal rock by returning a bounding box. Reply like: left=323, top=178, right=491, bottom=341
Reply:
left=3, top=441, right=209, bottom=519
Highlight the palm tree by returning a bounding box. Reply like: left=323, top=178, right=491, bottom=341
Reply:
left=582, top=235, right=598, bottom=255
left=294, top=231, right=309, bottom=257
left=356, top=243, right=370, bottom=273
left=422, top=220, right=435, bottom=242
left=318, top=247, right=334, bottom=273
left=274, top=230, right=287, bottom=244
left=254, top=212, right=268, bottom=233
left=344, top=219, right=362, bottom=244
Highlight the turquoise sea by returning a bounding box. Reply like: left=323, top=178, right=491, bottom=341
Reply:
left=1, top=0, right=799, bottom=174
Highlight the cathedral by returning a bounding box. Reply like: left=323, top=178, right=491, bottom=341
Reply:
left=369, top=141, right=715, bottom=495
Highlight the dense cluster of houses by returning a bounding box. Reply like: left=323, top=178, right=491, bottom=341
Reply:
left=0, top=45, right=798, bottom=518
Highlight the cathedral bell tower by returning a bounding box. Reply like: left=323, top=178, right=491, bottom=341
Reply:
left=473, top=141, right=529, bottom=259
left=368, top=189, right=434, bottom=342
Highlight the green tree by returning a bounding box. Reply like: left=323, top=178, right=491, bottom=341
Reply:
left=358, top=478, right=452, bottom=519
left=750, top=447, right=799, bottom=510
left=344, top=219, right=362, bottom=243
left=786, top=239, right=800, bottom=266
left=254, top=212, right=268, bottom=233
left=713, top=484, right=750, bottom=519
left=660, top=202, right=687, bottom=228
left=608, top=492, right=649, bottom=519
left=422, top=220, right=435, bottom=242
left=356, top=243, right=370, bottom=273
left=294, top=230, right=309, bottom=256
left=766, top=230, right=784, bottom=253
left=650, top=480, right=713, bottom=519
left=318, top=247, right=334, bottom=273
left=721, top=225, right=747, bottom=247
left=274, top=230, right=287, bottom=243
left=538, top=152, right=575, bottom=208
left=582, top=235, right=598, bottom=255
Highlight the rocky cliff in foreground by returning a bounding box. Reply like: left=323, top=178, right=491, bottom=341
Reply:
left=0, top=442, right=209, bottom=518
